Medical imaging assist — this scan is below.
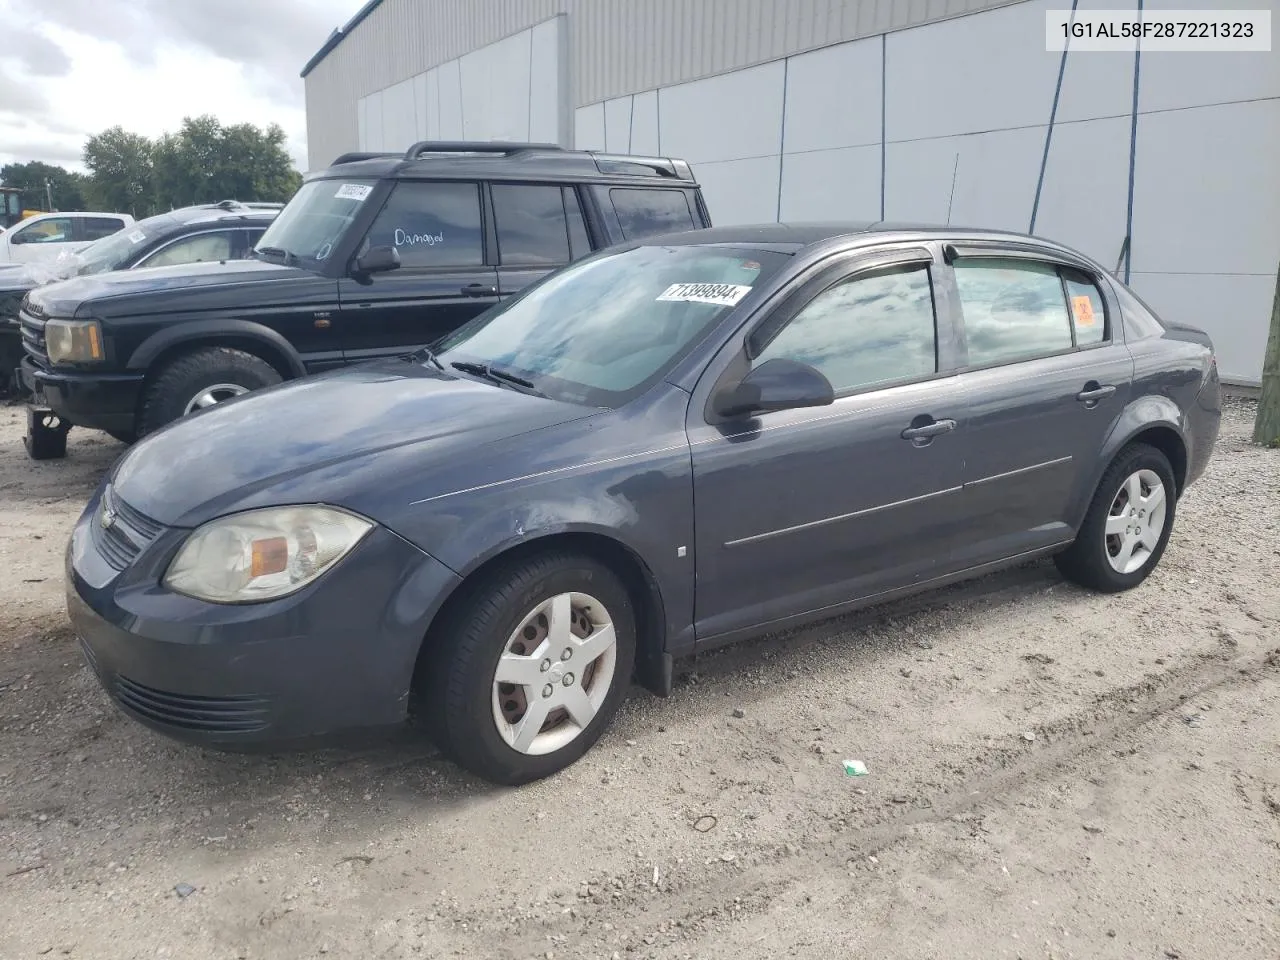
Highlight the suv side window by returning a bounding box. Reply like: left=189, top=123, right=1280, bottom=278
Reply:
left=491, top=183, right=572, bottom=265
left=755, top=263, right=938, bottom=394
left=83, top=216, right=127, bottom=240
left=610, top=188, right=697, bottom=240
left=139, top=231, right=235, bottom=268
left=362, top=181, right=484, bottom=267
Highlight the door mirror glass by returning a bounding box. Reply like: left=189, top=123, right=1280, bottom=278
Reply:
left=713, top=358, right=834, bottom=419
left=353, top=244, right=401, bottom=276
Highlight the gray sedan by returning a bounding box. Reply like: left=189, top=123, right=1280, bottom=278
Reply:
left=66, top=222, right=1221, bottom=784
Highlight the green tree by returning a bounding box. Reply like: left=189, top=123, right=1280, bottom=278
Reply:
left=151, top=115, right=301, bottom=209
left=83, top=126, right=155, bottom=217
left=0, top=161, right=91, bottom=211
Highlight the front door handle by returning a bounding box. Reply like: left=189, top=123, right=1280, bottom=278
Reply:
left=1077, top=382, right=1117, bottom=403
left=901, top=418, right=957, bottom=442
left=461, top=283, right=497, bottom=297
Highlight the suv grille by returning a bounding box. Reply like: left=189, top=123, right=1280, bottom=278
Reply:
left=19, top=302, right=49, bottom=369
left=92, top=486, right=166, bottom=570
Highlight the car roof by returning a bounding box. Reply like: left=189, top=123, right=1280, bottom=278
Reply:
left=307, top=141, right=700, bottom=187
left=639, top=220, right=1103, bottom=265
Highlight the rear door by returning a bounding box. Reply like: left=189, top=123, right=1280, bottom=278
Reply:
left=490, top=183, right=591, bottom=298
left=337, top=180, right=499, bottom=363
left=941, top=248, right=1133, bottom=567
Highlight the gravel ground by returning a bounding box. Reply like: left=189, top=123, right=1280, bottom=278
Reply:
left=0, top=399, right=1277, bottom=960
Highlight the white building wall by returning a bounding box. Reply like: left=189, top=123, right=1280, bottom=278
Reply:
left=571, top=0, right=1280, bottom=383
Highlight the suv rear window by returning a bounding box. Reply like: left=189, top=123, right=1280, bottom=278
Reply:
left=83, top=217, right=126, bottom=240
left=491, top=184, right=572, bottom=266
left=610, top=188, right=697, bottom=240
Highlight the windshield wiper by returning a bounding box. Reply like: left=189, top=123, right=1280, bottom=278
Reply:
left=406, top=345, right=445, bottom=371
left=256, top=246, right=300, bottom=266
left=450, top=360, right=537, bottom=390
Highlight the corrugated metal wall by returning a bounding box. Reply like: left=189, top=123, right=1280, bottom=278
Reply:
left=303, top=0, right=1024, bottom=169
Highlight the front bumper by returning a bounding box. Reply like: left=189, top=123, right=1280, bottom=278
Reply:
left=20, top=358, right=144, bottom=434
left=67, top=486, right=462, bottom=747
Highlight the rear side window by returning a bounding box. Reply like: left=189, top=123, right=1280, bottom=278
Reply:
left=756, top=263, right=938, bottom=394
left=954, top=259, right=1076, bottom=366
left=362, top=181, right=483, bottom=267
left=610, top=188, right=697, bottom=240
left=83, top=216, right=126, bottom=240
left=491, top=184, right=572, bottom=265
left=1062, top=267, right=1106, bottom=346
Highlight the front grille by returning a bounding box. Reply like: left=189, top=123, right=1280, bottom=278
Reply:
left=91, top=486, right=166, bottom=571
left=114, top=675, right=269, bottom=734
left=19, top=303, right=49, bottom=368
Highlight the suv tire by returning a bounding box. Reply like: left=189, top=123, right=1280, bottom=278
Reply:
left=137, top=347, right=282, bottom=438
left=418, top=551, right=637, bottom=785
left=1054, top=442, right=1177, bottom=593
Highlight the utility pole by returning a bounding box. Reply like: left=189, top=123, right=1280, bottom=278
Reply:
left=45, top=178, right=53, bottom=212
left=1253, top=260, right=1280, bottom=446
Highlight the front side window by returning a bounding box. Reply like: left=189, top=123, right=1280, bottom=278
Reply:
left=140, top=232, right=234, bottom=268
left=254, top=177, right=376, bottom=267
left=492, top=184, right=571, bottom=265
left=610, top=188, right=697, bottom=241
left=360, top=181, right=483, bottom=268
left=83, top=217, right=126, bottom=240
left=436, top=244, right=787, bottom=407
left=953, top=259, right=1075, bottom=366
left=755, top=263, right=938, bottom=394
left=12, top=217, right=75, bottom=244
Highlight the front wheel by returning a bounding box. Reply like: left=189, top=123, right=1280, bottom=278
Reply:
left=137, top=347, right=282, bottom=438
left=1055, top=442, right=1177, bottom=592
left=420, top=552, right=636, bottom=785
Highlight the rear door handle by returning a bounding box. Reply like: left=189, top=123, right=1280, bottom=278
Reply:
left=461, top=283, right=497, bottom=297
left=901, top=418, right=957, bottom=441
left=1077, top=383, right=1117, bottom=403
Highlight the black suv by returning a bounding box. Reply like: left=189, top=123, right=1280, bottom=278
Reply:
left=16, top=141, right=711, bottom=458
left=1, top=201, right=280, bottom=396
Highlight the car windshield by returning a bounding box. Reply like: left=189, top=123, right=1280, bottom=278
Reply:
left=435, top=244, right=789, bottom=407
left=252, top=178, right=376, bottom=267
left=71, top=215, right=177, bottom=276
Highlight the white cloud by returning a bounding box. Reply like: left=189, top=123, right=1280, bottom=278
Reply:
left=0, top=0, right=360, bottom=172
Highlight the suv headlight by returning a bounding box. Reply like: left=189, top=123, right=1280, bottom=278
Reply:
left=45, top=319, right=104, bottom=364
left=163, top=506, right=374, bottom=604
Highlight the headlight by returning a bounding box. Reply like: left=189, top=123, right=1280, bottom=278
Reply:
left=45, top=319, right=104, bottom=364
left=163, top=506, right=374, bottom=604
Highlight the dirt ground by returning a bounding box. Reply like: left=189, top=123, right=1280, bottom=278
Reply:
left=0, top=399, right=1277, bottom=960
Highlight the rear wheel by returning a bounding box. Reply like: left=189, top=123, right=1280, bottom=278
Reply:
left=420, top=552, right=636, bottom=785
left=1054, top=443, right=1176, bottom=592
left=137, top=347, right=281, bottom=438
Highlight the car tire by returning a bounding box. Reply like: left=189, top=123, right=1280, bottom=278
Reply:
left=420, top=551, right=637, bottom=786
left=1054, top=442, right=1177, bottom=593
left=137, top=347, right=282, bottom=438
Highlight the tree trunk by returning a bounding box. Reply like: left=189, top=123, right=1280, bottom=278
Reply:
left=1252, top=260, right=1280, bottom=447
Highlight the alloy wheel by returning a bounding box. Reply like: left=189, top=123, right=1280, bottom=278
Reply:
left=1104, top=468, right=1167, bottom=574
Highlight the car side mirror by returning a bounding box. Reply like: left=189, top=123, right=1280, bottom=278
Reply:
left=352, top=244, right=400, bottom=276
left=712, top=358, right=835, bottom=419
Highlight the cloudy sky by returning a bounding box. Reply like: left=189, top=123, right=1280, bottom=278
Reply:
left=0, top=0, right=361, bottom=173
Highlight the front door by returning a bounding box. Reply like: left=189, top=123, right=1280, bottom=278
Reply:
left=337, top=180, right=499, bottom=363
left=688, top=246, right=970, bottom=642
left=942, top=253, right=1134, bottom=567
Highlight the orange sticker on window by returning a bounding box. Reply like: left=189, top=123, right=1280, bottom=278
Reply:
left=1071, top=295, right=1097, bottom=326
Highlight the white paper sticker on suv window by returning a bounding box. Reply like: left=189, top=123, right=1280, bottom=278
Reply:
left=334, top=183, right=373, bottom=202
left=655, top=282, right=752, bottom=307
left=127, top=230, right=146, bottom=244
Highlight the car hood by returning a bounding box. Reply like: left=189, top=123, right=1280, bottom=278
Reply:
left=109, top=360, right=601, bottom=529
left=27, top=258, right=315, bottom=318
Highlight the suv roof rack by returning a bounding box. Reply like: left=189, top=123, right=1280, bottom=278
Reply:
left=403, top=140, right=564, bottom=160
left=587, top=152, right=694, bottom=181
left=332, top=151, right=401, bottom=165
